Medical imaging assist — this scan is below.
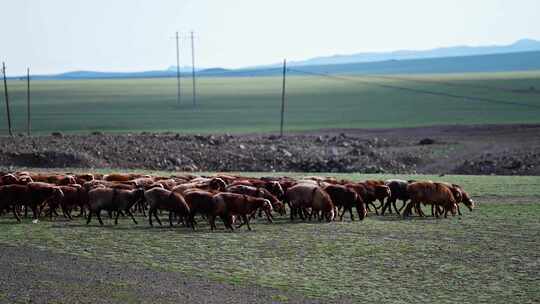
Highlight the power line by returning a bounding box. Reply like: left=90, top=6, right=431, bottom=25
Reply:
left=288, top=68, right=540, bottom=109
left=367, top=74, right=539, bottom=95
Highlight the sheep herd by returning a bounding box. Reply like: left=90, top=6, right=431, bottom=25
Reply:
left=0, top=171, right=475, bottom=230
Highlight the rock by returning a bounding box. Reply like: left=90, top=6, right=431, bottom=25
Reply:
left=281, top=149, right=293, bottom=157
left=418, top=138, right=435, bottom=145
left=51, top=132, right=64, bottom=137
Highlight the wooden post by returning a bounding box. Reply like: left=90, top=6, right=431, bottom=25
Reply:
left=2, top=62, right=12, bottom=136
left=27, top=68, right=31, bottom=136
left=280, top=59, right=287, bottom=137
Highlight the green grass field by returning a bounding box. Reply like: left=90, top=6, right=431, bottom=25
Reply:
left=0, top=173, right=538, bottom=303
left=1, top=71, right=540, bottom=134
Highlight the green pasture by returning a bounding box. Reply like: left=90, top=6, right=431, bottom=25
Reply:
left=0, top=71, right=540, bottom=134
left=0, top=173, right=538, bottom=303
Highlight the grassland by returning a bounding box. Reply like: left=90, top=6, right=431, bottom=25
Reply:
left=1, top=71, right=540, bottom=134
left=0, top=173, right=538, bottom=303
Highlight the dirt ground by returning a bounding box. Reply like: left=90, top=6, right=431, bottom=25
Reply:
left=0, top=245, right=330, bottom=304
left=0, top=124, right=539, bottom=175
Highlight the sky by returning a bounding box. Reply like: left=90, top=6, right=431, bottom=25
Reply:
left=1, top=0, right=540, bottom=74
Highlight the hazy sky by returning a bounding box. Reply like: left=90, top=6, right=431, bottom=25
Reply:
left=2, top=0, right=540, bottom=74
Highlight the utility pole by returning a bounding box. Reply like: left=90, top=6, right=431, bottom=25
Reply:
left=2, top=62, right=12, bottom=136
left=280, top=59, right=287, bottom=137
left=190, top=31, right=197, bottom=107
left=27, top=68, right=31, bottom=136
left=175, top=31, right=181, bottom=106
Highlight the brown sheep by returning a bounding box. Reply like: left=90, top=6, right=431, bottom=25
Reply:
left=144, top=188, right=191, bottom=228
left=211, top=193, right=273, bottom=231
left=0, top=184, right=28, bottom=222
left=26, top=182, right=65, bottom=220
left=285, top=184, right=335, bottom=222
left=53, top=185, right=86, bottom=220
left=86, top=187, right=144, bottom=226
left=381, top=179, right=410, bottom=215
left=403, top=182, right=457, bottom=218
left=173, top=177, right=227, bottom=194
left=324, top=184, right=365, bottom=221
left=226, top=185, right=286, bottom=217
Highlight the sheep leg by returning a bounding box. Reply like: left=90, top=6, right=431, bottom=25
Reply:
left=387, top=200, right=394, bottom=214
left=415, top=203, right=422, bottom=216
left=457, top=204, right=462, bottom=216
left=153, top=210, right=163, bottom=226
left=168, top=212, right=174, bottom=227
left=290, top=206, right=296, bottom=221
left=242, top=215, right=251, bottom=231
left=248, top=210, right=257, bottom=221
left=189, top=214, right=196, bottom=230
left=262, top=209, right=273, bottom=223
left=222, top=215, right=233, bottom=231
left=380, top=200, right=391, bottom=215
left=77, top=205, right=85, bottom=218
left=208, top=215, right=216, bottom=230
left=299, top=208, right=306, bottom=221
left=86, top=209, right=92, bottom=225
left=12, top=205, right=21, bottom=223
left=148, top=208, right=154, bottom=227
left=393, top=200, right=402, bottom=215
left=114, top=211, right=120, bottom=225
left=61, top=204, right=71, bottom=220
left=380, top=201, right=389, bottom=215
left=398, top=201, right=407, bottom=213
left=433, top=205, right=440, bottom=218
left=402, top=201, right=415, bottom=217
left=138, top=201, right=147, bottom=217
left=338, top=208, right=346, bottom=221
left=66, top=207, right=73, bottom=220
left=349, top=207, right=355, bottom=221
left=96, top=210, right=104, bottom=226
left=368, top=202, right=379, bottom=215
left=31, top=205, right=39, bottom=220
left=127, top=210, right=138, bottom=225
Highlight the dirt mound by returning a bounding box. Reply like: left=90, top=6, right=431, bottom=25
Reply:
left=453, top=150, right=540, bottom=175
left=3, top=151, right=105, bottom=168
left=1, top=125, right=539, bottom=175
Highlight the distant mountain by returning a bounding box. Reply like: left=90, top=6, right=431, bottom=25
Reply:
left=14, top=39, right=540, bottom=80
left=224, top=51, right=540, bottom=77
left=283, top=39, right=540, bottom=67
left=28, top=67, right=232, bottom=80
left=286, top=50, right=540, bottom=75
left=166, top=66, right=203, bottom=73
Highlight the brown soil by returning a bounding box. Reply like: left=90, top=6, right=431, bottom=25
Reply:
left=1, top=124, right=539, bottom=175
